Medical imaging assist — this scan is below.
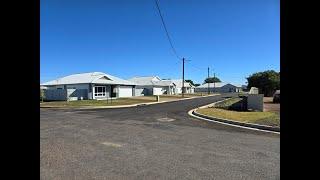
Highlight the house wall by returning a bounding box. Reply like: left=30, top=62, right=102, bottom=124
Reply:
left=175, top=87, right=193, bottom=94
left=92, top=84, right=112, bottom=100
left=175, top=87, right=182, bottom=94
left=163, top=86, right=175, bottom=95
left=134, top=86, right=146, bottom=96
left=195, top=85, right=242, bottom=93
left=44, top=83, right=135, bottom=100
left=195, top=87, right=222, bottom=93
left=65, top=84, right=89, bottom=90
left=46, top=85, right=65, bottom=90
left=133, top=85, right=167, bottom=96
left=220, top=84, right=237, bottom=93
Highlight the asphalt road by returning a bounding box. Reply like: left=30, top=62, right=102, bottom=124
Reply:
left=40, top=93, right=280, bottom=180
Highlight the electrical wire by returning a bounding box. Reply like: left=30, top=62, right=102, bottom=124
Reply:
left=154, top=0, right=181, bottom=60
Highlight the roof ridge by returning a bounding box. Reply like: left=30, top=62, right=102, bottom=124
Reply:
left=130, top=75, right=157, bottom=78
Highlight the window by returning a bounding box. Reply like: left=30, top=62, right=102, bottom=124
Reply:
left=94, top=86, right=106, bottom=97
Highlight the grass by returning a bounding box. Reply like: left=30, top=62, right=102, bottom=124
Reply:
left=40, top=93, right=219, bottom=108
left=214, top=97, right=242, bottom=108
left=197, top=108, right=280, bottom=127
left=159, top=93, right=219, bottom=98
left=40, top=98, right=156, bottom=107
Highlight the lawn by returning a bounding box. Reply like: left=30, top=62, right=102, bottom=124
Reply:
left=196, top=108, right=280, bottom=127
left=214, top=97, right=242, bottom=109
left=159, top=93, right=219, bottom=99
left=40, top=93, right=219, bottom=108
left=40, top=98, right=156, bottom=107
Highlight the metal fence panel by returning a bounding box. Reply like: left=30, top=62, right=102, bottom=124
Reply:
left=44, top=89, right=67, bottom=101
left=67, top=89, right=88, bottom=100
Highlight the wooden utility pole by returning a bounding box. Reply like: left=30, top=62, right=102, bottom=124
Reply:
left=182, top=58, right=185, bottom=97
left=207, top=67, right=210, bottom=94
left=213, top=73, right=216, bottom=93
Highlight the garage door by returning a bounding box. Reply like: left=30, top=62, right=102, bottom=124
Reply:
left=118, top=86, right=133, bottom=97
left=153, top=87, right=163, bottom=95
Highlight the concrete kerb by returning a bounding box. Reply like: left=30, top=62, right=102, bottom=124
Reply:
left=40, top=94, right=220, bottom=110
left=188, top=98, right=280, bottom=134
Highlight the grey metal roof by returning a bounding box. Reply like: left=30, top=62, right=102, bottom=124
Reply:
left=128, top=76, right=174, bottom=86
left=196, top=83, right=227, bottom=88
left=128, top=76, right=160, bottom=86
left=196, top=83, right=243, bottom=88
left=153, top=80, right=175, bottom=86
left=41, top=72, right=136, bottom=86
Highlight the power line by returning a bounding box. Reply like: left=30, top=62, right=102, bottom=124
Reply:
left=154, top=0, right=181, bottom=60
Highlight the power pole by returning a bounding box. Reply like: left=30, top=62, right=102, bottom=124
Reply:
left=182, top=58, right=185, bottom=97
left=207, top=67, right=210, bottom=94
left=214, top=73, right=216, bottom=93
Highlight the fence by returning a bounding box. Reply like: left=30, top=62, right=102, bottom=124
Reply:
left=67, top=89, right=88, bottom=101
left=44, top=89, right=67, bottom=101
left=44, top=89, right=88, bottom=101
left=247, top=94, right=264, bottom=111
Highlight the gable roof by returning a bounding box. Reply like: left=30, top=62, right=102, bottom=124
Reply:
left=41, top=72, right=135, bottom=86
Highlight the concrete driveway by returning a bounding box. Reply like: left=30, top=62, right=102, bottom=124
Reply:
left=40, top=93, right=280, bottom=180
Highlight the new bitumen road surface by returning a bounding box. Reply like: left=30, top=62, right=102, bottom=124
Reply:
left=40, top=93, right=280, bottom=180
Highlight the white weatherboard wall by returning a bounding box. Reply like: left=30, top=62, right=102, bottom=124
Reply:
left=118, top=86, right=133, bottom=97
left=153, top=87, right=163, bottom=95
left=134, top=87, right=145, bottom=96
left=175, top=87, right=182, bottom=94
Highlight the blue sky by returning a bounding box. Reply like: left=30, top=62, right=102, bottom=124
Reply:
left=40, top=0, right=279, bottom=85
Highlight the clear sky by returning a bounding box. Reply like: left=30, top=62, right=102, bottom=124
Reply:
left=41, top=0, right=279, bottom=85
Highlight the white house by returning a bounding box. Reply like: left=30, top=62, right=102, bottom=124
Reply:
left=170, top=79, right=195, bottom=94
left=195, top=82, right=243, bottom=93
left=128, top=76, right=176, bottom=96
left=41, top=72, right=136, bottom=100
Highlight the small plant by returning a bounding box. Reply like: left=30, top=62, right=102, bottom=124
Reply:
left=40, top=89, right=45, bottom=102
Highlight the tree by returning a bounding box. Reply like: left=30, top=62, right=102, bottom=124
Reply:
left=204, top=77, right=221, bottom=83
left=185, top=79, right=195, bottom=86
left=194, top=83, right=201, bottom=87
left=246, top=70, right=280, bottom=97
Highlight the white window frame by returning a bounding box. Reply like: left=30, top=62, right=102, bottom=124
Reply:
left=94, top=86, right=106, bottom=97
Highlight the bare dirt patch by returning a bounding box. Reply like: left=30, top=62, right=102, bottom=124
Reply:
left=263, top=97, right=280, bottom=113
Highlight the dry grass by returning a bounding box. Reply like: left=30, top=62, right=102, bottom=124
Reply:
left=197, top=108, right=280, bottom=127
left=40, top=98, right=156, bottom=107
left=40, top=93, right=219, bottom=108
